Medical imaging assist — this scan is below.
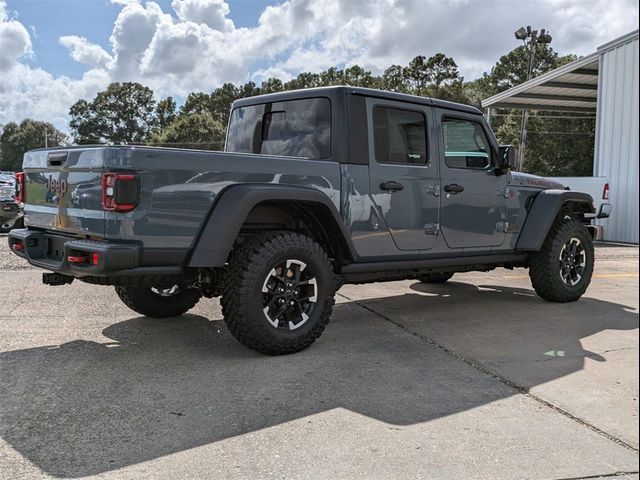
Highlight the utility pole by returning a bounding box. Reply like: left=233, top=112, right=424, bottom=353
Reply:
left=514, top=26, right=552, bottom=171
left=44, top=127, right=48, bottom=148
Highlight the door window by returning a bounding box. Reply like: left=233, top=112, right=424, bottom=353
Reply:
left=442, top=118, right=491, bottom=169
left=373, top=107, right=428, bottom=165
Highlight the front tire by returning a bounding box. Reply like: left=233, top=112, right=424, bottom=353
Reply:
left=115, top=285, right=202, bottom=317
left=529, top=217, right=594, bottom=302
left=221, top=232, right=335, bottom=355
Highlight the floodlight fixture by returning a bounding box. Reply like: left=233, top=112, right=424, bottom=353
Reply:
left=514, top=27, right=528, bottom=40
left=538, top=29, right=553, bottom=44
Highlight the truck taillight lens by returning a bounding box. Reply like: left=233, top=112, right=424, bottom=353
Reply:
left=15, top=172, right=25, bottom=203
left=602, top=183, right=609, bottom=200
left=102, top=173, right=139, bottom=212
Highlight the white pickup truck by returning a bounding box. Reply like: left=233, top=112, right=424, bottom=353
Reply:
left=554, top=176, right=612, bottom=238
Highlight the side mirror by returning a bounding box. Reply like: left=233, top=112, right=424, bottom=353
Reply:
left=498, top=145, right=515, bottom=170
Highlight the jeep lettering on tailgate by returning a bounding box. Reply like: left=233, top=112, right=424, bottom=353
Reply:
left=46, top=175, right=68, bottom=197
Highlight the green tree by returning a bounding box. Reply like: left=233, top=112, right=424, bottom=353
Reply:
left=404, top=55, right=430, bottom=95
left=423, top=54, right=467, bottom=102
left=69, top=82, right=156, bottom=144
left=209, top=83, right=241, bottom=126
left=401, top=54, right=467, bottom=101
left=0, top=120, right=67, bottom=171
left=320, top=67, right=345, bottom=86
left=382, top=64, right=409, bottom=93
left=155, top=97, right=177, bottom=134
left=467, top=44, right=577, bottom=101
left=284, top=72, right=323, bottom=90
left=260, top=78, right=284, bottom=94
left=150, top=113, right=226, bottom=151
left=344, top=65, right=378, bottom=88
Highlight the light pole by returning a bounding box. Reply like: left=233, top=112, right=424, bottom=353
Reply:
left=514, top=26, right=552, bottom=171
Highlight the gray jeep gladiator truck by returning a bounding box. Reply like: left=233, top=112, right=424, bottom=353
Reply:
left=8, top=86, right=606, bottom=355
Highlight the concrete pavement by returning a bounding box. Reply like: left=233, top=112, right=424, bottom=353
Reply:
left=0, top=239, right=638, bottom=479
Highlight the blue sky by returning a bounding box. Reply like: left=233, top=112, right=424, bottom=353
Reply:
left=9, top=0, right=272, bottom=78
left=1, top=0, right=638, bottom=131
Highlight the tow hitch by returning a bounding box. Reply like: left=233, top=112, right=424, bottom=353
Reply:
left=42, top=273, right=74, bottom=286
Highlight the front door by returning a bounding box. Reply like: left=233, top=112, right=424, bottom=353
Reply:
left=436, top=109, right=508, bottom=249
left=367, top=98, right=439, bottom=251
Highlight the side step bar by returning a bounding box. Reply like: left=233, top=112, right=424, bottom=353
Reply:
left=340, top=254, right=528, bottom=274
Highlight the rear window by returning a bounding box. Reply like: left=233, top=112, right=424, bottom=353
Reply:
left=226, top=97, right=331, bottom=159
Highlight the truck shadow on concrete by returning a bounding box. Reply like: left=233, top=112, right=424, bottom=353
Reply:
left=0, top=283, right=637, bottom=477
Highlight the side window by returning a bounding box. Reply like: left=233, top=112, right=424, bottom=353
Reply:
left=442, top=118, right=492, bottom=169
left=373, top=106, right=428, bottom=165
left=226, top=97, right=331, bottom=160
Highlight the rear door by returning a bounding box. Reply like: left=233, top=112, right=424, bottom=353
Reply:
left=435, top=109, right=508, bottom=249
left=367, top=98, right=440, bottom=251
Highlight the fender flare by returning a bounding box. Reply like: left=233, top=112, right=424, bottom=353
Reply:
left=516, top=189, right=595, bottom=251
left=187, top=183, right=357, bottom=267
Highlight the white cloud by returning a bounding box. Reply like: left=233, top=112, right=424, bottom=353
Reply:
left=1, top=0, right=638, bottom=133
left=0, top=0, right=32, bottom=70
left=59, top=35, right=113, bottom=68
left=171, top=0, right=234, bottom=31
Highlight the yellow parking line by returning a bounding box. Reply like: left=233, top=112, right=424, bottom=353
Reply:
left=503, top=273, right=638, bottom=280
left=591, top=273, right=639, bottom=278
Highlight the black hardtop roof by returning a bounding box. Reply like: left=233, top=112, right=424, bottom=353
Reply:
left=232, top=86, right=481, bottom=115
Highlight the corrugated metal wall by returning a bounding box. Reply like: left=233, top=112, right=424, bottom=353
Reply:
left=594, top=35, right=639, bottom=244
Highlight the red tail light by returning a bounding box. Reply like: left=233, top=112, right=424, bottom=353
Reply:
left=12, top=240, right=25, bottom=253
left=15, top=172, right=25, bottom=203
left=602, top=183, right=609, bottom=200
left=102, top=173, right=139, bottom=212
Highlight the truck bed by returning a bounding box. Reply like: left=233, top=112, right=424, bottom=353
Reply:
left=22, top=146, right=342, bottom=253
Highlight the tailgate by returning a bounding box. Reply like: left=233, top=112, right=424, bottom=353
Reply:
left=23, top=148, right=106, bottom=238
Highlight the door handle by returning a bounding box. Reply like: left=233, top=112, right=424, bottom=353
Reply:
left=380, top=181, right=404, bottom=192
left=444, top=184, right=465, bottom=194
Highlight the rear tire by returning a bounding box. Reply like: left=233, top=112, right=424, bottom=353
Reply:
left=221, top=232, right=335, bottom=355
left=115, top=285, right=202, bottom=317
left=529, top=217, right=594, bottom=303
left=418, top=272, right=454, bottom=284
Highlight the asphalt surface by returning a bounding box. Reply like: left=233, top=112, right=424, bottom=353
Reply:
left=0, top=235, right=638, bottom=479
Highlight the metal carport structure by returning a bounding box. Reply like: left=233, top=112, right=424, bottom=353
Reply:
left=482, top=30, right=639, bottom=244
left=482, top=53, right=599, bottom=115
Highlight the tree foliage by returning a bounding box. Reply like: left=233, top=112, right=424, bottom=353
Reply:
left=150, top=113, right=226, bottom=150
left=0, top=120, right=67, bottom=171
left=69, top=82, right=156, bottom=144
left=5, top=39, right=594, bottom=178
left=155, top=97, right=177, bottom=134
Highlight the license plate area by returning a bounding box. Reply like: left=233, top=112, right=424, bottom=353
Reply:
left=45, top=235, right=68, bottom=261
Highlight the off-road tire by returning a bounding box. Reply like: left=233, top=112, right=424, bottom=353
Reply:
left=529, top=217, right=594, bottom=302
left=418, top=272, right=454, bottom=284
left=115, top=285, right=202, bottom=317
left=221, top=232, right=335, bottom=355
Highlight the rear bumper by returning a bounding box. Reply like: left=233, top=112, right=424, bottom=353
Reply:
left=1, top=201, right=21, bottom=223
left=7, top=229, right=181, bottom=278
left=597, top=203, right=612, bottom=219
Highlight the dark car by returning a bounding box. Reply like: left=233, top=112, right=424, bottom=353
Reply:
left=0, top=173, right=23, bottom=233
